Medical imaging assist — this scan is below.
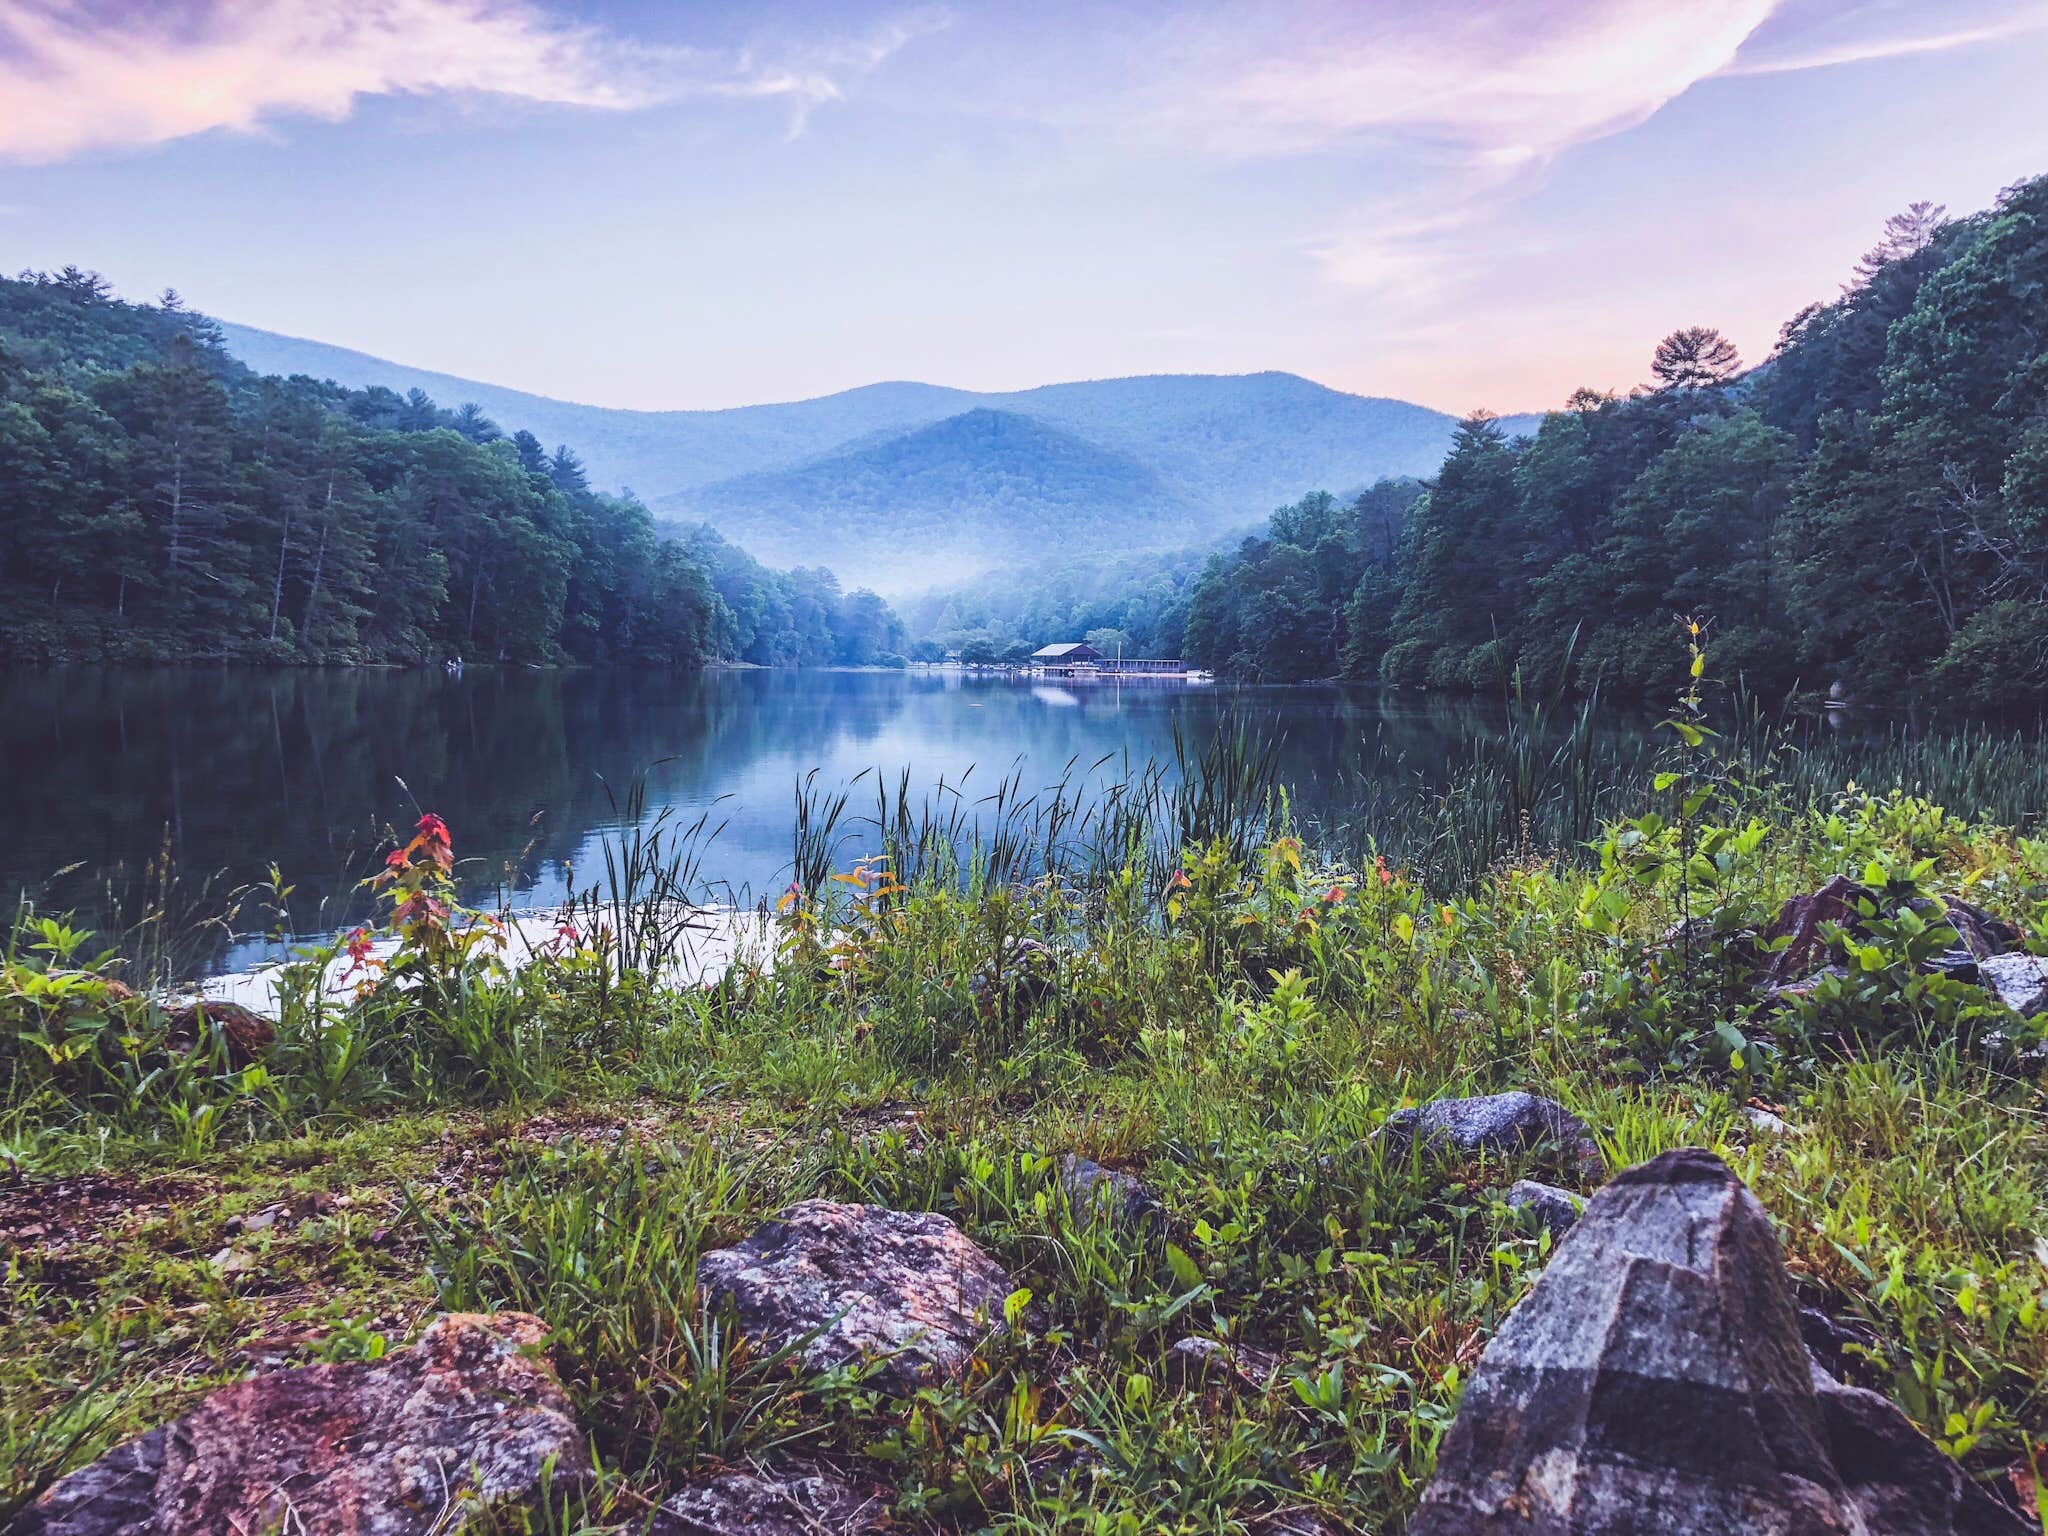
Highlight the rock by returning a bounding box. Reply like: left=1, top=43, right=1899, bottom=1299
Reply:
left=1916, top=897, right=2022, bottom=963
left=1502, top=1179, right=1582, bottom=1235
left=653, top=1462, right=887, bottom=1536
left=1798, top=1305, right=1876, bottom=1377
left=164, top=998, right=275, bottom=1066
left=968, top=936, right=1056, bottom=1023
left=1810, top=1362, right=2026, bottom=1535
left=696, top=1201, right=1020, bottom=1393
left=17, top=1312, right=586, bottom=1536
left=1761, top=965, right=1850, bottom=1005
left=1379, top=1091, right=1604, bottom=1178
left=1978, top=953, right=2048, bottom=1018
left=1757, top=875, right=1876, bottom=989
left=1164, top=1335, right=1284, bottom=1391
left=1982, top=1029, right=2048, bottom=1073
left=1757, top=881, right=2025, bottom=1000
left=1249, top=1510, right=1350, bottom=1536
left=1744, top=1105, right=1795, bottom=1138
left=1059, top=1155, right=1165, bottom=1232
left=1409, top=1148, right=2025, bottom=1536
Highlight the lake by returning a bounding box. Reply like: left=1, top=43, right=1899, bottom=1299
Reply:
left=0, top=666, right=1567, bottom=975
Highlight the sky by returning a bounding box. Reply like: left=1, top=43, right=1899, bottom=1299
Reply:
left=3, top=0, right=2047, bottom=415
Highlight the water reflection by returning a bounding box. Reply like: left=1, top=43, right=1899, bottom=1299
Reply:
left=1, top=666, right=1537, bottom=972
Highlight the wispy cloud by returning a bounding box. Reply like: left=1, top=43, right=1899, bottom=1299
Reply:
left=1214, top=1, right=1778, bottom=164
left=0, top=0, right=940, bottom=162
left=1723, top=6, right=2048, bottom=76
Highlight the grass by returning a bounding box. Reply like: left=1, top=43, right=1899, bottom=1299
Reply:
left=3, top=712, right=2047, bottom=1532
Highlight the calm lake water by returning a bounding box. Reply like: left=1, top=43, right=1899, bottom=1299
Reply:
left=2, top=666, right=1571, bottom=975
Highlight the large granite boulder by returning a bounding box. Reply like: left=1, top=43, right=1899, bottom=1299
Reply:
left=696, top=1200, right=1020, bottom=1394
left=1379, top=1092, right=1605, bottom=1179
left=1410, top=1149, right=2023, bottom=1535
left=16, top=1312, right=586, bottom=1536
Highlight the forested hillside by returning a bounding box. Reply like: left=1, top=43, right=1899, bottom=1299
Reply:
left=1181, top=176, right=2048, bottom=706
left=667, top=409, right=1195, bottom=589
left=219, top=321, right=1521, bottom=590
left=0, top=272, right=901, bottom=667
left=897, top=542, right=1220, bottom=664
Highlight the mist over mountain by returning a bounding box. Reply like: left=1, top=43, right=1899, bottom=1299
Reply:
left=218, top=322, right=1529, bottom=590
left=672, top=409, right=1191, bottom=588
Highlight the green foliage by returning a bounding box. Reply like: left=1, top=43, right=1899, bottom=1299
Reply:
left=1155, top=174, right=2048, bottom=708
left=1181, top=481, right=1424, bottom=681
left=5, top=743, right=2048, bottom=1529
left=0, top=271, right=901, bottom=668
left=901, top=542, right=1212, bottom=662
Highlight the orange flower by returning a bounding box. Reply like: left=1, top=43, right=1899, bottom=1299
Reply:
left=1165, top=869, right=1191, bottom=891
left=1323, top=887, right=1345, bottom=904
left=1374, top=854, right=1394, bottom=886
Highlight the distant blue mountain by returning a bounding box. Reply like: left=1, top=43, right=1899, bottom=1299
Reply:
left=217, top=321, right=1538, bottom=589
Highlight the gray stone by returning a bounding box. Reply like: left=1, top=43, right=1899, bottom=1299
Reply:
left=1978, top=953, right=2048, bottom=1018
left=696, top=1200, right=1019, bottom=1394
left=1810, top=1361, right=2025, bottom=1535
left=1378, top=1091, right=1604, bottom=1178
left=1410, top=1148, right=2024, bottom=1535
left=1502, top=1179, right=1583, bottom=1235
left=1163, top=1335, right=1283, bottom=1391
left=1757, top=876, right=1876, bottom=989
left=1059, top=1155, right=1165, bottom=1232
left=16, top=1313, right=587, bottom=1536
left=1744, top=1105, right=1795, bottom=1138
left=654, top=1463, right=887, bottom=1536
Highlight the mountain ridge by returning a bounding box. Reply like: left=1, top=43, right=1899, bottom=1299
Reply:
left=216, top=321, right=1540, bottom=590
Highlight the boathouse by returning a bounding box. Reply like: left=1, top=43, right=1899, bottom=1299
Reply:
left=1030, top=642, right=1103, bottom=669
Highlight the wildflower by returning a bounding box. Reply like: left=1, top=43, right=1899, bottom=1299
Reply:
left=1440, top=904, right=1456, bottom=926
left=1374, top=854, right=1394, bottom=886
left=339, top=926, right=382, bottom=985
left=1323, top=887, right=1345, bottom=904
left=1165, top=870, right=1191, bottom=892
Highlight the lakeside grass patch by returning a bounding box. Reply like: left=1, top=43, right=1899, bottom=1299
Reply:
left=4, top=740, right=2047, bottom=1530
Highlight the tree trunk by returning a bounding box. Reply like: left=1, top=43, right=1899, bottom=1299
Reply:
left=166, top=453, right=185, bottom=579
left=301, top=473, right=336, bottom=642
left=269, top=498, right=295, bottom=642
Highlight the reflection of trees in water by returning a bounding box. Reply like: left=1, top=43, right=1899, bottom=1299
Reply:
left=1, top=669, right=1647, bottom=963
left=6, top=669, right=721, bottom=937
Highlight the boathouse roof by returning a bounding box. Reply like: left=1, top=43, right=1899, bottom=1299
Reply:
left=1032, top=642, right=1103, bottom=661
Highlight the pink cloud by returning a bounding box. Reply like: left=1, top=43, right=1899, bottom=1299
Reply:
left=0, top=0, right=936, bottom=161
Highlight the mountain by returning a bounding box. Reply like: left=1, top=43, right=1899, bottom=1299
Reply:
left=214, top=321, right=984, bottom=493
left=672, top=408, right=1193, bottom=588
left=217, top=322, right=1537, bottom=590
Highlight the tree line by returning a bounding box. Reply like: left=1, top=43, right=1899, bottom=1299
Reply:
left=0, top=270, right=904, bottom=668
left=1179, top=176, right=2048, bottom=709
